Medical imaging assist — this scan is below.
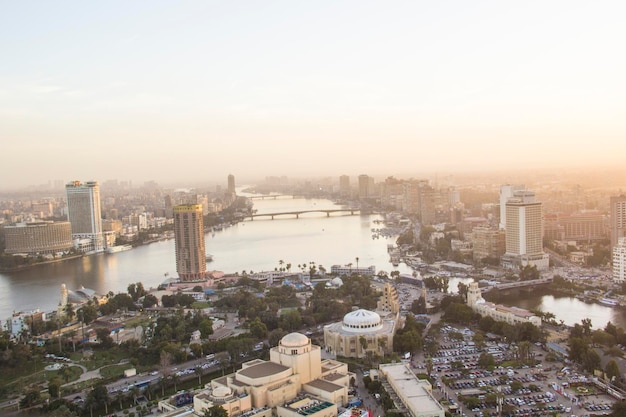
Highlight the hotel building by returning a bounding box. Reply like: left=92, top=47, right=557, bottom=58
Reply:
left=4, top=221, right=73, bottom=255
left=65, top=180, right=104, bottom=252
left=173, top=204, right=206, bottom=281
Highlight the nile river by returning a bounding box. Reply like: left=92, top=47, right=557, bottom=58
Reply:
left=1, top=195, right=625, bottom=330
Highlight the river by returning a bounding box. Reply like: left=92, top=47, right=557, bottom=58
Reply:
left=1, top=195, right=625, bottom=330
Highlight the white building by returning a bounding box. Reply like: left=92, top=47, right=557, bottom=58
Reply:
left=499, top=184, right=525, bottom=230
left=467, top=282, right=541, bottom=327
left=378, top=363, right=445, bottom=417
left=330, top=265, right=376, bottom=277
left=613, top=237, right=626, bottom=283
left=65, top=180, right=104, bottom=252
left=503, top=190, right=549, bottom=271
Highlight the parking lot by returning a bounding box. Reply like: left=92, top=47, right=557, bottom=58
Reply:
left=413, top=325, right=618, bottom=417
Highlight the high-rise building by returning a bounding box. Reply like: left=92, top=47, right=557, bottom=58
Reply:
left=504, top=190, right=549, bottom=270
left=610, top=195, right=626, bottom=249
left=227, top=174, right=236, bottom=194
left=173, top=204, right=206, bottom=281
left=65, top=180, right=104, bottom=252
left=612, top=238, right=626, bottom=284
left=4, top=221, right=73, bottom=255
left=358, top=174, right=370, bottom=199
left=339, top=175, right=350, bottom=196
left=499, top=184, right=525, bottom=230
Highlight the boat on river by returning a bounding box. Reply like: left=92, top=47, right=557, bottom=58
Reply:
left=599, top=297, right=619, bottom=307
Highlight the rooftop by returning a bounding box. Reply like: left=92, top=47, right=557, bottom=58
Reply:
left=238, top=361, right=290, bottom=379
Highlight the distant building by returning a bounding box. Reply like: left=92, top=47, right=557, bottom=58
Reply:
left=613, top=237, right=626, bottom=284
left=4, top=221, right=72, bottom=255
left=173, top=204, right=206, bottom=281
left=358, top=174, right=370, bottom=199
left=499, top=184, right=525, bottom=230
left=467, top=282, right=541, bottom=327
left=65, top=180, right=104, bottom=252
left=228, top=174, right=236, bottom=194
left=339, top=175, right=350, bottom=196
left=471, top=226, right=505, bottom=262
left=330, top=264, right=376, bottom=277
left=610, top=195, right=626, bottom=250
left=503, top=190, right=549, bottom=270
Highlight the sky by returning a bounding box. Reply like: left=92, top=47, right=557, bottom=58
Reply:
left=1, top=1, right=625, bottom=189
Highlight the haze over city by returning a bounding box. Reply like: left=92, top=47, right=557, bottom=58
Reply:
left=1, top=1, right=626, bottom=190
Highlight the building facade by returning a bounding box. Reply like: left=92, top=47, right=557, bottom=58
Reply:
left=610, top=195, right=626, bottom=249
left=4, top=221, right=73, bottom=255
left=65, top=180, right=104, bottom=252
left=471, top=226, right=506, bottom=262
left=173, top=204, right=207, bottom=281
left=504, top=191, right=549, bottom=270
left=613, top=237, right=626, bottom=284
left=467, top=282, right=541, bottom=327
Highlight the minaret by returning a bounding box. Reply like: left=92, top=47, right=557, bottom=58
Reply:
left=58, top=284, right=69, bottom=317
left=467, top=282, right=482, bottom=308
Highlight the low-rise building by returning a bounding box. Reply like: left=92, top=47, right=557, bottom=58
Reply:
left=467, top=282, right=541, bottom=327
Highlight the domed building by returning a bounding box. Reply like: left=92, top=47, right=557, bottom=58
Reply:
left=193, top=332, right=354, bottom=417
left=323, top=283, right=399, bottom=358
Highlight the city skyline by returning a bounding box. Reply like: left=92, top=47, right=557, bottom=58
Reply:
left=1, top=1, right=626, bottom=189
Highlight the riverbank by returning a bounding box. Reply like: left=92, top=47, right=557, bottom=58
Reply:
left=0, top=254, right=84, bottom=273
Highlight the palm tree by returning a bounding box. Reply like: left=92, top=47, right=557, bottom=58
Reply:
left=378, top=338, right=387, bottom=358
left=195, top=365, right=203, bottom=386
left=355, top=257, right=359, bottom=271
left=359, top=335, right=368, bottom=358
left=347, top=263, right=353, bottom=275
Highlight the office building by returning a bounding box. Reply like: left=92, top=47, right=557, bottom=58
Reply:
left=339, top=175, right=350, bottom=196
left=228, top=174, right=236, bottom=194
left=4, top=221, right=73, bottom=255
left=610, top=195, right=626, bottom=249
left=613, top=237, right=626, bottom=284
left=65, top=180, right=104, bottom=252
left=499, top=184, right=525, bottom=230
left=503, top=190, right=549, bottom=270
left=173, top=204, right=206, bottom=281
left=471, top=226, right=506, bottom=262
left=358, top=174, right=370, bottom=199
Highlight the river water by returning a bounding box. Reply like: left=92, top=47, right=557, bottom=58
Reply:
left=1, top=195, right=625, bottom=330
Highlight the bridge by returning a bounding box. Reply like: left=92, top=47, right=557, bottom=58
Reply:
left=484, top=277, right=553, bottom=292
left=244, top=208, right=360, bottom=220
left=246, top=194, right=292, bottom=200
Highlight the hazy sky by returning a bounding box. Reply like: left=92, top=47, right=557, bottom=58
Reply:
left=1, top=1, right=625, bottom=189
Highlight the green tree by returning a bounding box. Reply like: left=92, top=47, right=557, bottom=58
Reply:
left=249, top=318, right=268, bottom=339
left=203, top=404, right=229, bottom=417
left=606, top=359, right=621, bottom=382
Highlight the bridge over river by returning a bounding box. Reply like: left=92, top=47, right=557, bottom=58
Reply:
left=244, top=208, right=361, bottom=220
left=483, top=277, right=553, bottom=292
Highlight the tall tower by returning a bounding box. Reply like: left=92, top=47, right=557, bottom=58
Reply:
left=65, top=180, right=103, bottom=251
left=499, top=184, right=525, bottom=230
left=466, top=282, right=483, bottom=308
left=504, top=190, right=548, bottom=270
left=610, top=195, right=626, bottom=249
left=339, top=175, right=350, bottom=196
left=173, top=204, right=206, bottom=281
left=227, top=174, right=236, bottom=194
left=358, top=175, right=370, bottom=199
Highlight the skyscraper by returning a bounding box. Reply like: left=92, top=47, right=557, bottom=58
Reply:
left=65, top=180, right=104, bottom=252
left=173, top=204, right=206, bottom=281
left=358, top=174, right=370, bottom=199
left=610, top=195, right=626, bottom=249
left=339, top=175, right=350, bottom=196
left=228, top=174, right=236, bottom=194
left=499, top=184, right=525, bottom=230
left=503, top=190, right=549, bottom=270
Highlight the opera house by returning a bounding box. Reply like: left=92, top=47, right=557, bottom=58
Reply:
left=323, top=283, right=399, bottom=358
left=192, top=332, right=354, bottom=417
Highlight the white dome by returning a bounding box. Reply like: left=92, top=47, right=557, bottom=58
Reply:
left=212, top=386, right=232, bottom=398
left=331, top=277, right=343, bottom=287
left=280, top=332, right=309, bottom=347
left=342, top=309, right=383, bottom=333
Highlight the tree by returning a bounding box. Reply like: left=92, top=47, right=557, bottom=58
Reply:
left=48, top=377, right=62, bottom=399
left=606, top=359, right=621, bottom=382
left=519, top=265, right=539, bottom=281
left=195, top=365, right=203, bottom=386
left=249, top=318, right=268, bottom=339
left=64, top=303, right=75, bottom=322
left=359, top=335, right=368, bottom=357
left=142, top=294, right=159, bottom=308
left=204, top=404, right=229, bottom=417
left=95, top=327, right=115, bottom=348
left=425, top=357, right=433, bottom=377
